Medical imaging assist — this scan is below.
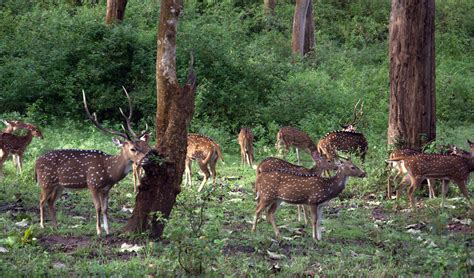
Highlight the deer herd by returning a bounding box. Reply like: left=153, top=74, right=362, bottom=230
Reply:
left=0, top=97, right=472, bottom=240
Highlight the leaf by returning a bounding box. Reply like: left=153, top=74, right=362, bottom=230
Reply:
left=266, top=250, right=286, bottom=260
left=120, top=243, right=143, bottom=253
left=15, top=219, right=28, bottom=228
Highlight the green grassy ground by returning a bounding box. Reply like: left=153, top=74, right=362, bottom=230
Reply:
left=0, top=125, right=472, bottom=276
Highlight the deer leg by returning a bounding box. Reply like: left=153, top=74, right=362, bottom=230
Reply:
left=99, top=191, right=110, bottom=235
left=455, top=179, right=471, bottom=207
left=396, top=174, right=410, bottom=201
left=267, top=200, right=281, bottom=238
left=441, top=180, right=449, bottom=208
left=39, top=188, right=51, bottom=228
left=408, top=177, right=422, bottom=210
left=197, top=161, right=210, bottom=192
left=17, top=154, right=23, bottom=175
left=296, top=148, right=301, bottom=165
left=252, top=200, right=269, bottom=233
left=0, top=151, right=8, bottom=177
left=427, top=179, right=436, bottom=198
left=209, top=155, right=218, bottom=186
left=91, top=190, right=102, bottom=236
left=184, top=158, right=192, bottom=186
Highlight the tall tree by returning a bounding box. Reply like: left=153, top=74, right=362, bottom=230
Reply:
left=123, top=0, right=196, bottom=238
left=387, top=0, right=436, bottom=149
left=291, top=0, right=315, bottom=56
left=264, top=0, right=276, bottom=15
left=105, top=0, right=128, bottom=24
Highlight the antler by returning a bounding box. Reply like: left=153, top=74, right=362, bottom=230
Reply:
left=82, top=90, right=130, bottom=140
left=349, top=99, right=364, bottom=126
left=118, top=86, right=150, bottom=139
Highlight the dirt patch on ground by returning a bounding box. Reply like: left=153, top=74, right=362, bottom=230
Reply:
left=222, top=244, right=255, bottom=255
left=447, top=221, right=473, bottom=234
left=372, top=207, right=389, bottom=221
left=38, top=235, right=91, bottom=253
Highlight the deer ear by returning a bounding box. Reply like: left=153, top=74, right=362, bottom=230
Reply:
left=140, top=133, right=150, bottom=142
left=468, top=139, right=473, bottom=145
left=1, top=120, right=8, bottom=126
left=112, top=138, right=124, bottom=147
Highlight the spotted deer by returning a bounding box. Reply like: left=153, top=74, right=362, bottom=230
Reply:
left=256, top=157, right=338, bottom=225
left=388, top=153, right=473, bottom=209
left=387, top=148, right=436, bottom=200
left=35, top=89, right=151, bottom=235
left=252, top=159, right=366, bottom=240
left=275, top=126, right=321, bottom=165
left=184, top=133, right=224, bottom=192
left=238, top=127, right=254, bottom=167
left=317, top=131, right=368, bottom=163
left=0, top=122, right=43, bottom=177
left=1, top=120, right=29, bottom=172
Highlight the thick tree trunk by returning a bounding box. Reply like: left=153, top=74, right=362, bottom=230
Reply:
left=387, top=0, right=435, bottom=149
left=105, top=0, right=128, bottom=24
left=264, top=0, right=276, bottom=15
left=123, top=0, right=196, bottom=239
left=291, top=0, right=314, bottom=56
left=303, top=0, right=314, bottom=55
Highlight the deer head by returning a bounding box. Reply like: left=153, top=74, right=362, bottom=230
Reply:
left=340, top=99, right=364, bottom=131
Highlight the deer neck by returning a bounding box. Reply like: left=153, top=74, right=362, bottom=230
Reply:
left=320, top=170, right=350, bottom=198
left=108, top=151, right=133, bottom=181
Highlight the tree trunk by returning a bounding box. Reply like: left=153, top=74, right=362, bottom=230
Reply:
left=123, top=0, right=196, bottom=239
left=105, top=0, right=128, bottom=24
left=387, top=0, right=435, bottom=149
left=264, top=0, right=276, bottom=15
left=303, top=0, right=314, bottom=55
left=292, top=0, right=313, bottom=57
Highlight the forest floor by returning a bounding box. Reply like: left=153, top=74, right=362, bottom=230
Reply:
left=0, top=130, right=472, bottom=276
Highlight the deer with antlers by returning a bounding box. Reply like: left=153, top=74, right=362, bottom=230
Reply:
left=35, top=88, right=151, bottom=235
left=0, top=121, right=43, bottom=177
left=252, top=159, right=366, bottom=240
left=275, top=126, right=321, bottom=165
left=184, top=133, right=224, bottom=192
left=238, top=127, right=254, bottom=167
left=388, top=153, right=473, bottom=209
left=317, top=100, right=368, bottom=163
left=256, top=157, right=338, bottom=224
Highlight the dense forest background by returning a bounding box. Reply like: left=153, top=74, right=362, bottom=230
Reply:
left=1, top=0, right=473, bottom=149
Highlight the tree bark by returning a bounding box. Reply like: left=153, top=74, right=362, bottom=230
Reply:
left=123, top=0, right=196, bottom=239
left=105, top=0, right=128, bottom=24
left=387, top=0, right=436, bottom=149
left=291, top=0, right=314, bottom=57
left=303, top=0, right=314, bottom=55
left=264, top=0, right=276, bottom=15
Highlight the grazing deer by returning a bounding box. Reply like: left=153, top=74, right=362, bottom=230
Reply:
left=275, top=126, right=321, bottom=165
left=317, top=131, right=368, bottom=163
left=252, top=159, right=366, bottom=240
left=238, top=127, right=254, bottom=167
left=0, top=123, right=43, bottom=177
left=388, top=153, right=473, bottom=209
left=387, top=148, right=436, bottom=200
left=184, top=133, right=224, bottom=192
left=35, top=89, right=151, bottom=235
left=256, top=157, right=338, bottom=225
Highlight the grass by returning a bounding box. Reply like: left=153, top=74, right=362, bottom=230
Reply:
left=0, top=123, right=472, bottom=276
